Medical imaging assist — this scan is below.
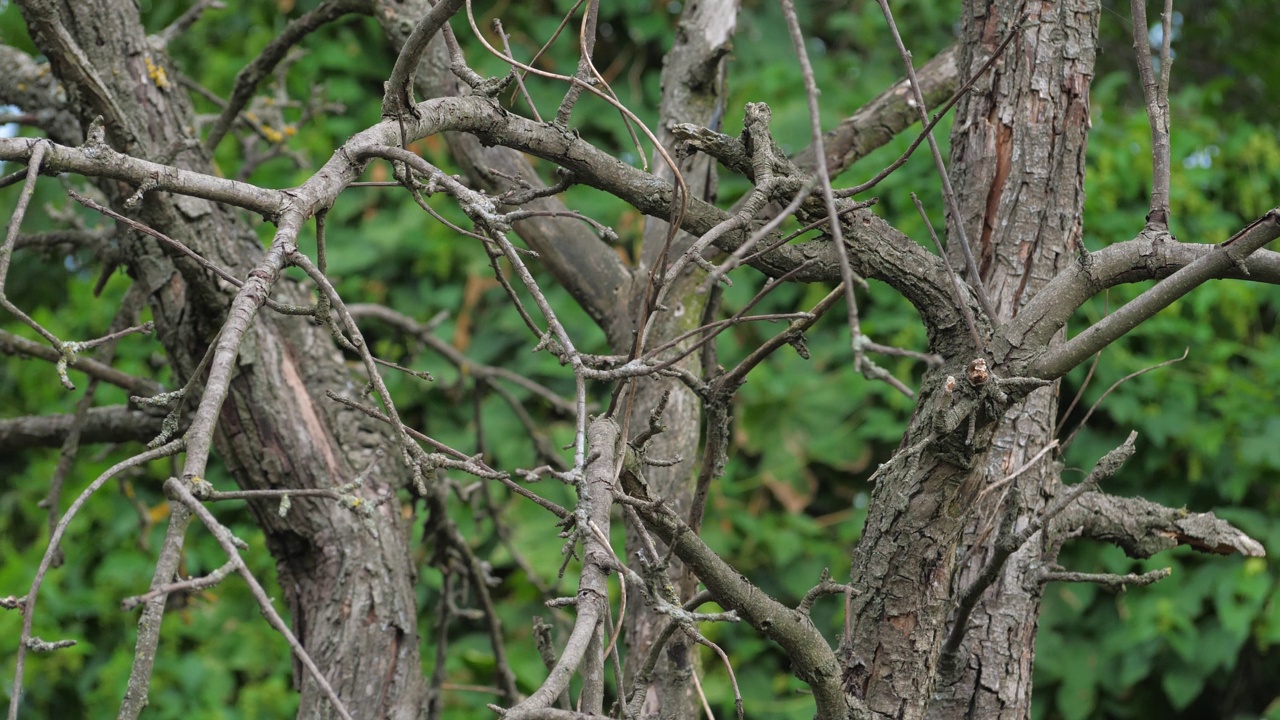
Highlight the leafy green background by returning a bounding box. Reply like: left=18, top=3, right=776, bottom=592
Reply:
left=1, top=0, right=1278, bottom=718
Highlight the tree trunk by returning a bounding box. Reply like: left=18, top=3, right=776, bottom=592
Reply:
left=624, top=3, right=736, bottom=717
left=17, top=1, right=429, bottom=716
left=928, top=1, right=1097, bottom=717
left=839, top=2, right=1097, bottom=719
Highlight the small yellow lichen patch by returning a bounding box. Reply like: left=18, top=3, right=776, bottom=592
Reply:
left=262, top=125, right=284, bottom=143
left=144, top=55, right=170, bottom=90
left=283, top=124, right=297, bottom=138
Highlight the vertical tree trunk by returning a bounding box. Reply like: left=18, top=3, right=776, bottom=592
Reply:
left=624, top=3, right=737, bottom=716
left=839, top=2, right=1097, bottom=719
left=17, top=1, right=430, bottom=717
left=930, top=1, right=1098, bottom=718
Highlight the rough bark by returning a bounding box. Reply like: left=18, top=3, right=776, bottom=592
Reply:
left=928, top=2, right=1098, bottom=718
left=14, top=0, right=429, bottom=717
left=838, top=3, right=1098, bottom=719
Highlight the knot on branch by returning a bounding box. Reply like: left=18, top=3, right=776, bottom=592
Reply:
left=966, top=357, right=989, bottom=386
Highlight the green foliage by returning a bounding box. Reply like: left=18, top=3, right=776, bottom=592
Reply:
left=1035, top=57, right=1280, bottom=720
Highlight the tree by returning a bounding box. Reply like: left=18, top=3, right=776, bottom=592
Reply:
left=0, top=0, right=1274, bottom=719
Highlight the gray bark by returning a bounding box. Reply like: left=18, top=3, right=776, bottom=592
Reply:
left=14, top=0, right=429, bottom=716
left=927, top=2, right=1099, bottom=718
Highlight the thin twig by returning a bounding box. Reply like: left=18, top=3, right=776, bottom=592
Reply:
left=461, top=0, right=688, bottom=237
left=9, top=440, right=184, bottom=720
left=66, top=189, right=302, bottom=317
left=493, top=19, right=542, bottom=122
left=0, top=143, right=69, bottom=358
left=166, top=479, right=355, bottom=720
left=0, top=328, right=160, bottom=395
left=912, top=192, right=984, bottom=353
left=1039, top=567, right=1170, bottom=591
left=977, top=440, right=1059, bottom=502
left=120, top=559, right=238, bottom=611
left=119, top=496, right=192, bottom=719
left=1061, top=348, right=1187, bottom=451
left=153, top=0, right=225, bottom=47
left=780, top=0, right=879, bottom=396
left=207, top=0, right=374, bottom=151
left=836, top=25, right=1022, bottom=199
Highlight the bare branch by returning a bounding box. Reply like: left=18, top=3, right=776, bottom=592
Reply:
left=1129, top=0, right=1172, bottom=228
left=793, top=44, right=958, bottom=179
left=0, top=406, right=167, bottom=451
left=621, top=464, right=846, bottom=718
left=1039, top=567, right=1171, bottom=592
left=177, top=228, right=292, bottom=480
left=996, top=221, right=1280, bottom=371
left=1027, top=211, right=1280, bottom=378
left=164, top=478, right=355, bottom=720
left=0, top=329, right=161, bottom=397
left=380, top=0, right=467, bottom=119
left=1, top=142, right=68, bottom=358
left=120, top=559, right=237, bottom=611
left=1056, top=492, right=1266, bottom=559
left=0, top=136, right=285, bottom=218
left=1060, top=348, right=1187, bottom=451
left=347, top=303, right=579, bottom=416
left=8, top=440, right=183, bottom=720
left=781, top=0, right=881, bottom=399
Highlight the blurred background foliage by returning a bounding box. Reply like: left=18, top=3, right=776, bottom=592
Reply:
left=1, top=0, right=1278, bottom=718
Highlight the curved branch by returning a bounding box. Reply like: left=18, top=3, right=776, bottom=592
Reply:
left=440, top=99, right=957, bottom=338
left=621, top=466, right=847, bottom=718
left=379, top=0, right=467, bottom=119
left=994, top=211, right=1280, bottom=377
left=407, top=12, right=633, bottom=346
left=164, top=478, right=355, bottom=720
left=2, top=90, right=959, bottom=350
left=426, top=131, right=635, bottom=346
